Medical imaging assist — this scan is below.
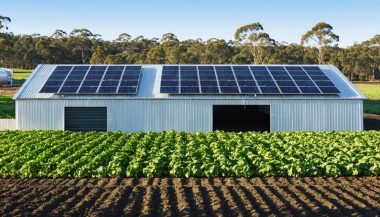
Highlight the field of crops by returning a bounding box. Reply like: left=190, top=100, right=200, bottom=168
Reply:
left=355, top=82, right=380, bottom=114
left=11, top=68, right=33, bottom=84
left=0, top=130, right=379, bottom=178
left=0, top=96, right=14, bottom=119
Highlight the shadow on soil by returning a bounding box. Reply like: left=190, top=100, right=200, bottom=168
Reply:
left=364, top=113, right=380, bottom=130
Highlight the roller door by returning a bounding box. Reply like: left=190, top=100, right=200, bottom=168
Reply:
left=65, top=107, right=107, bottom=131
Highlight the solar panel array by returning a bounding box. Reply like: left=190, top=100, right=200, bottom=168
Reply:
left=160, top=65, right=340, bottom=95
left=40, top=65, right=142, bottom=94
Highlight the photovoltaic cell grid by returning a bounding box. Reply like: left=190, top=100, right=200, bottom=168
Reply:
left=40, top=65, right=142, bottom=94
left=159, top=65, right=340, bottom=95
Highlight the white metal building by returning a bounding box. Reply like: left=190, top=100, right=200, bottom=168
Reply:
left=13, top=64, right=365, bottom=132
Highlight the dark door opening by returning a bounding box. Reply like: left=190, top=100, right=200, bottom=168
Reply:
left=65, top=107, right=107, bottom=132
left=213, top=105, right=270, bottom=132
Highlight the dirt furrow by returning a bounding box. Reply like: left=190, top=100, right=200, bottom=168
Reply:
left=51, top=186, right=91, bottom=216
left=122, top=187, right=145, bottom=216
left=1, top=179, right=73, bottom=215
left=190, top=185, right=210, bottom=216
left=182, top=186, right=202, bottom=216
left=158, top=178, right=176, bottom=216
left=321, top=185, right=377, bottom=216
left=334, top=185, right=379, bottom=209
left=239, top=179, right=275, bottom=216
left=172, top=178, right=191, bottom=216
left=0, top=177, right=379, bottom=216
left=295, top=184, right=344, bottom=216
left=282, top=185, right=322, bottom=215
left=228, top=185, right=261, bottom=216
left=309, top=185, right=357, bottom=216
left=199, top=179, right=229, bottom=217
left=64, top=179, right=109, bottom=216
left=271, top=185, right=311, bottom=216
left=139, top=186, right=161, bottom=216
left=32, top=184, right=80, bottom=216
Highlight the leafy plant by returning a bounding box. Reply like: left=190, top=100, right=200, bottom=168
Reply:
left=0, top=130, right=379, bottom=178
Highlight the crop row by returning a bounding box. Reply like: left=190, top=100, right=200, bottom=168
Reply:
left=0, top=130, right=379, bottom=177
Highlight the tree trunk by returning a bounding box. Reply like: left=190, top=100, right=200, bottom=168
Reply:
left=372, top=64, right=376, bottom=81
left=318, top=47, right=323, bottom=64
left=81, top=50, right=86, bottom=64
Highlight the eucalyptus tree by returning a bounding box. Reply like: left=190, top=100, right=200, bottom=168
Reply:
left=51, top=30, right=67, bottom=39
left=0, top=15, right=11, bottom=32
left=111, top=33, right=132, bottom=54
left=90, top=45, right=107, bottom=64
left=362, top=35, right=380, bottom=80
left=68, top=28, right=99, bottom=63
left=234, top=22, right=275, bottom=64
left=114, top=33, right=132, bottom=43
left=0, top=15, right=13, bottom=67
left=204, top=39, right=232, bottom=64
left=161, top=33, right=179, bottom=44
left=48, top=30, right=70, bottom=64
left=185, top=39, right=205, bottom=63
left=35, top=36, right=52, bottom=63
left=301, top=22, right=339, bottom=64
left=146, top=45, right=165, bottom=63
left=267, top=44, right=304, bottom=64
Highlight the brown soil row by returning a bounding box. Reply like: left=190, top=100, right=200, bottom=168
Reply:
left=1, top=177, right=379, bottom=216
left=364, top=113, right=380, bottom=130
left=0, top=86, right=19, bottom=96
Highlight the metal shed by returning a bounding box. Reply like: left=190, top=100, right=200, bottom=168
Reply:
left=13, top=64, right=365, bottom=132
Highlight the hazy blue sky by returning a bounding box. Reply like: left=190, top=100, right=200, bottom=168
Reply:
left=1, top=0, right=379, bottom=47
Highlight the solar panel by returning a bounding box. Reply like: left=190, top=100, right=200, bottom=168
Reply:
left=301, top=66, right=340, bottom=94
left=40, top=65, right=142, bottom=95
left=285, top=66, right=321, bottom=94
left=159, top=65, right=340, bottom=95
left=180, top=66, right=200, bottom=93
left=215, top=66, right=240, bottom=94
left=260, top=86, right=281, bottom=93
left=198, top=66, right=219, bottom=94
left=232, top=66, right=260, bottom=94
left=117, top=66, right=141, bottom=94
left=250, top=66, right=280, bottom=94
left=39, top=66, right=73, bottom=93
left=98, top=66, right=123, bottom=94
left=160, top=66, right=180, bottom=94
left=40, top=65, right=338, bottom=96
left=78, top=66, right=106, bottom=94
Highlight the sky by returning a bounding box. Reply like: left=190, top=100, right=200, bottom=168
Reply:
left=1, top=0, right=379, bottom=47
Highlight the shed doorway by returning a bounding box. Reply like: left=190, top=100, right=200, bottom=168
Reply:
left=65, top=107, right=107, bottom=131
left=213, top=105, right=270, bottom=132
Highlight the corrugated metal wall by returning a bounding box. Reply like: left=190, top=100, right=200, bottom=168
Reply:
left=16, top=99, right=363, bottom=132
left=0, top=119, right=16, bottom=131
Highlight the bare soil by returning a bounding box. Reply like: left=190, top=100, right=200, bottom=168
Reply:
left=0, top=86, right=19, bottom=96
left=1, top=177, right=379, bottom=216
left=364, top=113, right=380, bottom=130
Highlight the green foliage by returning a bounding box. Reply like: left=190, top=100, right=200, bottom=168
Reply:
left=11, top=68, right=32, bottom=84
left=355, top=82, right=380, bottom=114
left=355, top=83, right=380, bottom=100
left=301, top=22, right=339, bottom=64
left=0, top=130, right=379, bottom=178
left=0, top=95, right=14, bottom=118
left=0, top=19, right=379, bottom=80
left=364, top=100, right=380, bottom=114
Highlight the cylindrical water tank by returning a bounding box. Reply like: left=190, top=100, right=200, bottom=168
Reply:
left=0, top=68, right=13, bottom=86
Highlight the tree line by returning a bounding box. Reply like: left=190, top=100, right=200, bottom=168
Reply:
left=0, top=15, right=379, bottom=81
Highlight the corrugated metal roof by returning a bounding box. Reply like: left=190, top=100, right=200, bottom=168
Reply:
left=13, top=64, right=365, bottom=100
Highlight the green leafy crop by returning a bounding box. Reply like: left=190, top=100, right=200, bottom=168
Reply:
left=0, top=130, right=379, bottom=178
